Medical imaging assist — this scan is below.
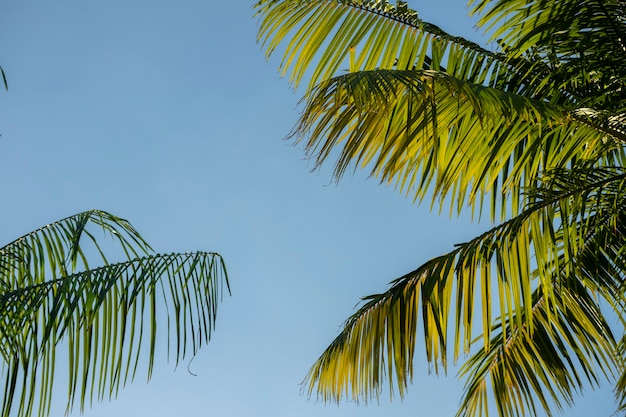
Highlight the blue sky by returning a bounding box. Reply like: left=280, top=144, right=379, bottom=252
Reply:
left=0, top=1, right=619, bottom=416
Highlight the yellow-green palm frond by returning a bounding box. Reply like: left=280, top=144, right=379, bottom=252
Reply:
left=255, top=0, right=626, bottom=220
left=459, top=282, right=617, bottom=417
left=614, top=331, right=626, bottom=411
left=293, top=69, right=623, bottom=218
left=255, top=0, right=521, bottom=92
left=0, top=211, right=229, bottom=417
left=304, top=164, right=626, bottom=416
left=458, top=187, right=626, bottom=417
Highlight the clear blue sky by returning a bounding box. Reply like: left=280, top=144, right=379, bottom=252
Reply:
left=0, top=1, right=618, bottom=416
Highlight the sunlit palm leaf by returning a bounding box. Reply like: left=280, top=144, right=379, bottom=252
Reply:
left=615, top=333, right=626, bottom=411
left=0, top=211, right=229, bottom=417
left=255, top=0, right=521, bottom=92
left=472, top=0, right=626, bottom=60
left=460, top=287, right=615, bottom=417
left=256, top=0, right=626, bottom=219
left=293, top=69, right=622, bottom=217
left=303, top=165, right=626, bottom=415
left=459, top=198, right=626, bottom=417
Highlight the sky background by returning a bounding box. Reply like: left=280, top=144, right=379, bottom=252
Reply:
left=0, top=1, right=618, bottom=416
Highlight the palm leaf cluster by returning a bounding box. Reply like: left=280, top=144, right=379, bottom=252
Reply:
left=0, top=210, right=229, bottom=417
left=255, top=0, right=626, bottom=416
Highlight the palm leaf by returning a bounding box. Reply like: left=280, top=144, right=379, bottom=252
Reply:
left=471, top=0, right=626, bottom=111
left=0, top=211, right=229, bottom=417
left=472, top=0, right=626, bottom=60
left=0, top=66, right=6, bottom=91
left=256, top=0, right=626, bottom=217
left=292, top=69, right=623, bottom=218
left=255, top=0, right=522, bottom=92
left=459, top=200, right=626, bottom=417
left=303, top=164, right=626, bottom=417
left=459, top=285, right=616, bottom=417
left=0, top=210, right=152, bottom=288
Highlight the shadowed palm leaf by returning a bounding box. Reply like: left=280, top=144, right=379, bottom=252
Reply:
left=0, top=210, right=229, bottom=417
left=255, top=0, right=626, bottom=416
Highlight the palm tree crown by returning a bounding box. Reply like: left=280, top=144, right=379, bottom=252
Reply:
left=254, top=0, right=626, bottom=416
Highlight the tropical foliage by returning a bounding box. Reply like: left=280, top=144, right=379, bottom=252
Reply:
left=0, top=210, right=228, bottom=417
left=254, top=0, right=626, bottom=416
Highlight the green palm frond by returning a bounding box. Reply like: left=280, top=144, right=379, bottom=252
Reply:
left=0, top=210, right=152, bottom=289
left=255, top=0, right=595, bottom=105
left=0, top=211, right=229, bottom=417
left=472, top=0, right=626, bottom=111
left=615, top=331, right=626, bottom=411
left=255, top=0, right=626, bottom=219
left=303, top=164, right=626, bottom=414
left=472, top=0, right=626, bottom=60
left=293, top=69, right=622, bottom=217
left=255, top=0, right=522, bottom=92
left=459, top=282, right=616, bottom=417
left=459, top=197, right=626, bottom=417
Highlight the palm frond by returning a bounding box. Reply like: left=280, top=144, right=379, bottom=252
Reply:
left=255, top=0, right=525, bottom=92
left=615, top=333, right=626, bottom=412
left=303, top=164, right=626, bottom=416
left=471, top=0, right=626, bottom=111
left=255, top=1, right=626, bottom=220
left=292, top=69, right=622, bottom=218
left=0, top=211, right=229, bottom=417
left=458, top=200, right=626, bottom=417
left=472, top=0, right=626, bottom=59
left=0, top=210, right=152, bottom=289
left=0, top=66, right=7, bottom=91
left=460, top=284, right=616, bottom=417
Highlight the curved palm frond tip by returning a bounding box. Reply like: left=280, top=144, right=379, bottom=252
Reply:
left=0, top=210, right=229, bottom=417
left=255, top=0, right=626, bottom=416
left=0, top=66, right=7, bottom=91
